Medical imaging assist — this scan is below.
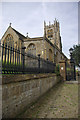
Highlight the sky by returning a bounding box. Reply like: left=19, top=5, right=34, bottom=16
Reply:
left=0, top=2, right=78, bottom=58
left=78, top=1, right=80, bottom=45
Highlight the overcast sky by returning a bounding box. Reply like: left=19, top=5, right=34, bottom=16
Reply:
left=0, top=2, right=78, bottom=58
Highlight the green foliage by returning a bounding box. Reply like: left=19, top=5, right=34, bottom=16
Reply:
left=71, top=44, right=80, bottom=67
left=2, top=61, right=22, bottom=66
left=66, top=67, right=71, bottom=71
left=55, top=64, right=60, bottom=75
left=76, top=69, right=78, bottom=72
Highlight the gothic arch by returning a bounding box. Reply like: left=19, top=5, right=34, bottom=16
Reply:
left=4, top=34, right=14, bottom=47
left=3, top=34, right=14, bottom=56
left=27, top=43, right=36, bottom=55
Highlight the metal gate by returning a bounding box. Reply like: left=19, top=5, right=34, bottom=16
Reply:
left=66, top=61, right=76, bottom=81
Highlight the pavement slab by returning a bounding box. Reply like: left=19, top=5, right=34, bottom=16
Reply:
left=19, top=81, right=78, bottom=118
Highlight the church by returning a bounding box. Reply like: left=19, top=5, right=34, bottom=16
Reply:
left=1, top=18, right=67, bottom=64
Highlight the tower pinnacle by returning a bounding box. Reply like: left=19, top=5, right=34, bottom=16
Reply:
left=44, top=20, right=46, bottom=27
left=49, top=21, right=51, bottom=26
left=26, top=32, right=29, bottom=38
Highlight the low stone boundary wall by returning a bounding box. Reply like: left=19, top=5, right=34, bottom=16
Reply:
left=2, top=73, right=62, bottom=118
left=0, top=85, right=2, bottom=120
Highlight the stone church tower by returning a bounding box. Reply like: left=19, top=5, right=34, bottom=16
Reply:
left=44, top=18, right=62, bottom=51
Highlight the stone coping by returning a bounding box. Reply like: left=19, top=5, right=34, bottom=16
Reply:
left=2, top=73, right=57, bottom=84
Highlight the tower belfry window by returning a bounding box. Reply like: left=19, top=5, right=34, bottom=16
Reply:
left=47, top=29, right=53, bottom=38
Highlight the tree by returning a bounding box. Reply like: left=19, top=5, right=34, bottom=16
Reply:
left=71, top=44, right=80, bottom=67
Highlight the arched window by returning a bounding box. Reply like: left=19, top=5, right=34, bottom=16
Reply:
left=3, top=34, right=14, bottom=55
left=27, top=43, right=36, bottom=55
left=2, top=34, right=15, bottom=63
left=47, top=29, right=53, bottom=38
left=4, top=34, right=14, bottom=47
left=47, top=30, right=50, bottom=34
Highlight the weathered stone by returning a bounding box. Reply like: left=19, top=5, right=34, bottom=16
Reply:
left=2, top=73, right=62, bottom=118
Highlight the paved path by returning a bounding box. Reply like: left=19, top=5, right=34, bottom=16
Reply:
left=20, top=81, right=78, bottom=118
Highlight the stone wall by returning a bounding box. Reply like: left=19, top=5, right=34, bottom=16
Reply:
left=0, top=45, right=2, bottom=119
left=24, top=39, right=45, bottom=58
left=2, top=73, right=62, bottom=118
left=0, top=85, right=2, bottom=120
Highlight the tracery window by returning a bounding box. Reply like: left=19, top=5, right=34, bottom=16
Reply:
left=27, top=43, right=36, bottom=55
left=2, top=34, right=22, bottom=64
left=3, top=34, right=14, bottom=55
left=4, top=34, right=14, bottom=47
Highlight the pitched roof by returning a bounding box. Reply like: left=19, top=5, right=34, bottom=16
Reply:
left=12, top=27, right=26, bottom=40
left=24, top=37, right=43, bottom=42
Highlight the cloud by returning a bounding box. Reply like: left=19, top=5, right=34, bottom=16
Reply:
left=1, top=2, right=78, bottom=58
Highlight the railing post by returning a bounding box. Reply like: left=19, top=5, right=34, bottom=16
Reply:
left=38, top=54, right=41, bottom=68
left=5, top=44, right=7, bottom=64
left=38, top=54, right=41, bottom=73
left=13, top=47, right=14, bottom=64
left=10, top=46, right=12, bottom=64
left=2, top=43, right=4, bottom=63
left=53, top=63, right=56, bottom=73
left=17, top=48, right=18, bottom=65
left=15, top=48, right=16, bottom=65
left=14, top=48, right=17, bottom=73
left=74, top=62, right=76, bottom=80
left=7, top=46, right=9, bottom=64
left=23, top=53, right=25, bottom=72
left=22, top=47, right=26, bottom=73
left=19, top=49, right=20, bottom=65
left=47, top=58, right=48, bottom=73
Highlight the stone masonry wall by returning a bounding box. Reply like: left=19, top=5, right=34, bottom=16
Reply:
left=0, top=84, right=2, bottom=120
left=2, top=73, right=62, bottom=118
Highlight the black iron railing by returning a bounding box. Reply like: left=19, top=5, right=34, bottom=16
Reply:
left=0, top=42, right=56, bottom=74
